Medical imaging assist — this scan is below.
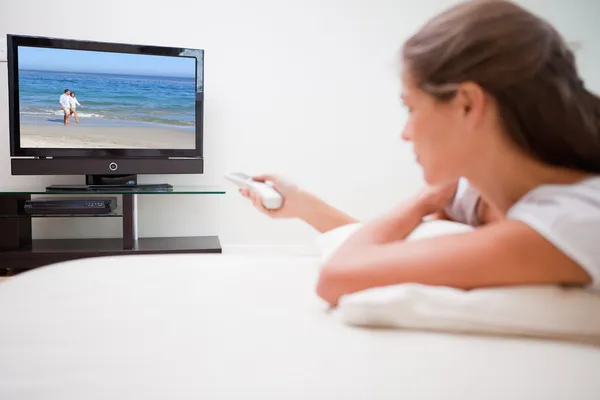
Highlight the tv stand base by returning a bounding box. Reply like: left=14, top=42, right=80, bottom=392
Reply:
left=86, top=174, right=139, bottom=186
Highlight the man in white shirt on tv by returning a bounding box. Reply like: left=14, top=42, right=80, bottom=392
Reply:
left=59, top=89, right=72, bottom=125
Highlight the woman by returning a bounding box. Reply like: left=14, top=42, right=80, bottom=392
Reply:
left=69, top=91, right=83, bottom=124
left=245, top=0, right=600, bottom=306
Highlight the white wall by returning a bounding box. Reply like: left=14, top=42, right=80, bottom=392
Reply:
left=0, top=0, right=598, bottom=253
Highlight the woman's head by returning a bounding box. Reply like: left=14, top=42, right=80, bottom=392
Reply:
left=400, top=0, right=600, bottom=185
left=70, top=92, right=76, bottom=97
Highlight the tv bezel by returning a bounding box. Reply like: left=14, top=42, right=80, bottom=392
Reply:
left=7, top=34, right=204, bottom=159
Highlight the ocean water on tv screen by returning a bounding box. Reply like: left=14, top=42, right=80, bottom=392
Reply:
left=18, top=69, right=196, bottom=130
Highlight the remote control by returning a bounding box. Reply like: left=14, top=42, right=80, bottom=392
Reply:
left=224, top=172, right=284, bottom=210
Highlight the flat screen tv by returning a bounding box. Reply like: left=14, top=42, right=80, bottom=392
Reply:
left=7, top=34, right=204, bottom=182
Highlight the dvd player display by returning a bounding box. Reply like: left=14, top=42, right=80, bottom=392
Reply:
left=24, top=197, right=117, bottom=215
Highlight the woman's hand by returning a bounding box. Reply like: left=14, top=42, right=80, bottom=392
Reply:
left=417, top=180, right=459, bottom=216
left=239, top=174, right=358, bottom=232
left=239, top=174, right=309, bottom=219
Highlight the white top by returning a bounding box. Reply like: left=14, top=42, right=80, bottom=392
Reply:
left=507, top=176, right=600, bottom=290
left=59, top=93, right=71, bottom=108
left=69, top=97, right=81, bottom=109
left=445, top=176, right=600, bottom=290
left=444, top=178, right=482, bottom=226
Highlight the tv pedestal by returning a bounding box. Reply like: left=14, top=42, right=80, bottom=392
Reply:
left=0, top=185, right=225, bottom=276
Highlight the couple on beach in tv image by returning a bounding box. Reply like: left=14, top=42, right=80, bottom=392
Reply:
left=58, top=88, right=83, bottom=125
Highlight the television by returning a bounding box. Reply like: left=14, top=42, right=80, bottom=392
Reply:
left=7, top=34, right=204, bottom=187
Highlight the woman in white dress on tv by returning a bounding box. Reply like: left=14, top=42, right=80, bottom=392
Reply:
left=69, top=91, right=83, bottom=124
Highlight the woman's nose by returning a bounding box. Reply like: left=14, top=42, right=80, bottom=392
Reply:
left=401, top=127, right=411, bottom=142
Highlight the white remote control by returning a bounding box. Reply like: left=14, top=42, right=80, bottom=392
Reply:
left=224, top=172, right=284, bottom=210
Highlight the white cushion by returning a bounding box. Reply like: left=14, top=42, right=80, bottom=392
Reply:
left=318, top=220, right=600, bottom=342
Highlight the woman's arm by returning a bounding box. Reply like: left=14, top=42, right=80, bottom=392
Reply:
left=317, top=220, right=592, bottom=306
left=240, top=175, right=357, bottom=233
left=295, top=191, right=358, bottom=233
left=302, top=182, right=457, bottom=234
left=241, top=175, right=459, bottom=234
left=337, top=181, right=458, bottom=246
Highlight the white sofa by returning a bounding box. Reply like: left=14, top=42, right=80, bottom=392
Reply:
left=0, top=252, right=599, bottom=399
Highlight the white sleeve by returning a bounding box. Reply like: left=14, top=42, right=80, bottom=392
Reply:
left=506, top=185, right=600, bottom=290
left=444, top=178, right=481, bottom=226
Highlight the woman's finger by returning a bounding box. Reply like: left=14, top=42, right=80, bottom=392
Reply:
left=239, top=188, right=251, bottom=199
left=251, top=191, right=264, bottom=210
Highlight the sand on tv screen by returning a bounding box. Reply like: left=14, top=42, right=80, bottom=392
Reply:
left=17, top=46, right=197, bottom=149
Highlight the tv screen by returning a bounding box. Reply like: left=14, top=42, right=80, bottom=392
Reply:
left=8, top=35, right=204, bottom=158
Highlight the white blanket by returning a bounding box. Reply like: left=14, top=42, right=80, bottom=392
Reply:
left=0, top=253, right=599, bottom=399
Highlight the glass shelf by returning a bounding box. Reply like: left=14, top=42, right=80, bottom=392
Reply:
left=0, top=185, right=226, bottom=195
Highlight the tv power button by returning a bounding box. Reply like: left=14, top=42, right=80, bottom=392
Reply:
left=109, top=162, right=118, bottom=171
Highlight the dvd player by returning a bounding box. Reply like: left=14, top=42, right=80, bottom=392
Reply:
left=24, top=197, right=117, bottom=215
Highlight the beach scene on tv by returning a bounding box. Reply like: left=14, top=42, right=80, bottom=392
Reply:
left=17, top=46, right=199, bottom=149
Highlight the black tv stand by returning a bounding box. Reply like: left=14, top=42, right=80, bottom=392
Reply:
left=0, top=185, right=224, bottom=276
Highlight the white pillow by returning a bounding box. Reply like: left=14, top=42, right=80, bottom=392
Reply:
left=317, top=220, right=600, bottom=342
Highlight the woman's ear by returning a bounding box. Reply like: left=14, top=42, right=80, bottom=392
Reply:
left=455, top=81, right=486, bottom=126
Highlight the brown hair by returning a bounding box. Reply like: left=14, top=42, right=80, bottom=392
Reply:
left=402, top=0, right=600, bottom=173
